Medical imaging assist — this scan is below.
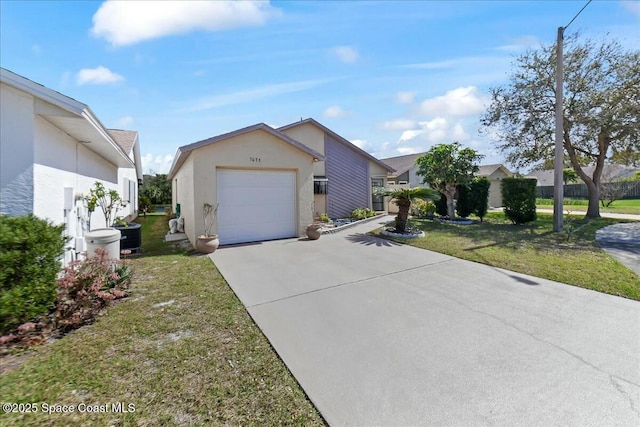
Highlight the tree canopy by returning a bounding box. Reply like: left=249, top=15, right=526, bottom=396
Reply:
left=481, top=34, right=640, bottom=217
left=415, top=142, right=483, bottom=219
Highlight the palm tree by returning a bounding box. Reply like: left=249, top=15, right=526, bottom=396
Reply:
left=377, top=187, right=439, bottom=233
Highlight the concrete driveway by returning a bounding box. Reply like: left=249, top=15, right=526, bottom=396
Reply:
left=211, top=216, right=640, bottom=426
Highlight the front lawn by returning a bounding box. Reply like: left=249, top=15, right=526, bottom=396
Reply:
left=375, top=212, right=640, bottom=300
left=0, top=214, right=325, bottom=426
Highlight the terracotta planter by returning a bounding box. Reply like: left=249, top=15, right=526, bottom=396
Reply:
left=195, top=235, right=220, bottom=254
left=306, top=224, right=322, bottom=240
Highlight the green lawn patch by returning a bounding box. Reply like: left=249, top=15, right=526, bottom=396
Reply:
left=375, top=212, right=640, bottom=300
left=0, top=215, right=325, bottom=426
left=536, top=198, right=640, bottom=215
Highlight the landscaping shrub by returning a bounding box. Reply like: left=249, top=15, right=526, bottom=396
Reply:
left=0, top=215, right=65, bottom=334
left=502, top=178, right=537, bottom=224
left=455, top=184, right=474, bottom=218
left=54, top=248, right=131, bottom=332
left=456, top=178, right=490, bottom=220
left=350, top=207, right=376, bottom=220
left=435, top=193, right=448, bottom=217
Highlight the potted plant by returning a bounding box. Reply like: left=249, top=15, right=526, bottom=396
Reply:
left=85, top=181, right=127, bottom=230
left=306, top=202, right=323, bottom=240
left=196, top=202, right=219, bottom=254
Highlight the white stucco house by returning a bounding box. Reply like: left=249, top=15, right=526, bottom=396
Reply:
left=167, top=118, right=394, bottom=247
left=0, top=68, right=142, bottom=264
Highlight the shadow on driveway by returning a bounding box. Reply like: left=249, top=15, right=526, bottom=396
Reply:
left=345, top=233, right=402, bottom=247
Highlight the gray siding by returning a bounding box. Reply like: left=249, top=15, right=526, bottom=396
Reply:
left=325, top=134, right=369, bottom=218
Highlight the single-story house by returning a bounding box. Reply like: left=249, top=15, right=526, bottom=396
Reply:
left=167, top=118, right=394, bottom=246
left=0, top=67, right=142, bottom=264
left=477, top=164, right=513, bottom=208
left=381, top=152, right=513, bottom=208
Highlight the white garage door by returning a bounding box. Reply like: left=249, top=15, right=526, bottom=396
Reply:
left=217, top=169, right=297, bottom=245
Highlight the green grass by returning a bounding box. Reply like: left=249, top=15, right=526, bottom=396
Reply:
left=0, top=215, right=325, bottom=426
left=375, top=212, right=640, bottom=300
left=536, top=198, right=640, bottom=215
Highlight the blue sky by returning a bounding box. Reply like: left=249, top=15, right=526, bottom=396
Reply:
left=1, top=1, right=638, bottom=174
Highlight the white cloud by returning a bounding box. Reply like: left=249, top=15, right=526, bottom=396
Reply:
left=398, top=129, right=424, bottom=143
left=91, top=0, right=281, bottom=46
left=331, top=45, right=359, bottom=64
left=420, top=86, right=487, bottom=116
left=116, top=116, right=134, bottom=127
left=323, top=105, right=351, bottom=118
left=378, top=119, right=417, bottom=131
left=189, top=78, right=330, bottom=111
left=76, top=66, right=124, bottom=85
left=621, top=1, right=640, bottom=17
left=395, top=91, right=415, bottom=104
left=351, top=139, right=368, bottom=149
left=142, top=153, right=174, bottom=174
left=396, top=117, right=469, bottom=146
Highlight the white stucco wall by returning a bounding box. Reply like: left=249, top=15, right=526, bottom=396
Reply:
left=1, top=81, right=137, bottom=263
left=1, top=83, right=35, bottom=216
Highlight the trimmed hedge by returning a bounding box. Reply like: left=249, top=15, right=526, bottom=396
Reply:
left=502, top=178, right=537, bottom=224
left=456, top=178, right=490, bottom=221
left=0, top=215, right=66, bottom=334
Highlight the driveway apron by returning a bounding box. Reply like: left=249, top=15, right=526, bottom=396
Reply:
left=596, top=222, right=640, bottom=276
left=211, top=216, right=640, bottom=427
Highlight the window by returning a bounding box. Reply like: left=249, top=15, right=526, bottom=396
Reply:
left=314, top=177, right=328, bottom=194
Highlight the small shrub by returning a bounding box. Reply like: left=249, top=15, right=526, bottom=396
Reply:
left=502, top=177, right=537, bottom=224
left=139, top=194, right=152, bottom=216
left=319, top=213, right=331, bottom=223
left=412, top=199, right=436, bottom=217
left=54, top=248, right=132, bottom=332
left=435, top=193, right=448, bottom=217
left=0, top=215, right=66, bottom=334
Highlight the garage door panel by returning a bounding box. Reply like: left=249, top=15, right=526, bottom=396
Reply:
left=217, top=169, right=296, bottom=245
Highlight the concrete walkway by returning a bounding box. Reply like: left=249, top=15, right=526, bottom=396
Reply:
left=211, top=216, right=640, bottom=426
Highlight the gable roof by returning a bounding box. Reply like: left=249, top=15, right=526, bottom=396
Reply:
left=380, top=152, right=425, bottom=177
left=382, top=151, right=512, bottom=180
left=1, top=67, right=134, bottom=168
left=108, top=129, right=138, bottom=155
left=278, top=118, right=395, bottom=172
left=168, top=123, right=325, bottom=179
left=477, top=164, right=512, bottom=178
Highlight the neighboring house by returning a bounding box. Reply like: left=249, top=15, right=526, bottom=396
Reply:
left=382, top=152, right=513, bottom=208
left=477, top=164, right=513, bottom=208
left=381, top=152, right=426, bottom=188
left=0, top=68, right=142, bottom=264
left=168, top=118, right=394, bottom=247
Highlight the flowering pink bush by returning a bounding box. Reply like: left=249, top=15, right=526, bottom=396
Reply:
left=0, top=249, right=132, bottom=348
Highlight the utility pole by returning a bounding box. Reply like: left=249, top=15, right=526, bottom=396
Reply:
left=553, top=26, right=564, bottom=232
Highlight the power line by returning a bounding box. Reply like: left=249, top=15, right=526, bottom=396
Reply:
left=564, top=0, right=593, bottom=30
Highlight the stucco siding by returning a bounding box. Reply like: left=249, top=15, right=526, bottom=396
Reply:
left=0, top=83, right=35, bottom=216
left=173, top=154, right=196, bottom=243
left=325, top=134, right=368, bottom=218
left=179, top=129, right=314, bottom=246
left=279, top=122, right=326, bottom=176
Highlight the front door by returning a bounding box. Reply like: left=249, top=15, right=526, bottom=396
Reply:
left=371, top=178, right=384, bottom=211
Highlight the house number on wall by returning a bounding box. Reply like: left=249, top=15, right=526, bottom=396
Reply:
left=250, top=157, right=261, bottom=163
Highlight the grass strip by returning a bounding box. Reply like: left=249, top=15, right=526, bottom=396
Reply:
left=374, top=212, right=640, bottom=300
left=0, top=214, right=325, bottom=426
